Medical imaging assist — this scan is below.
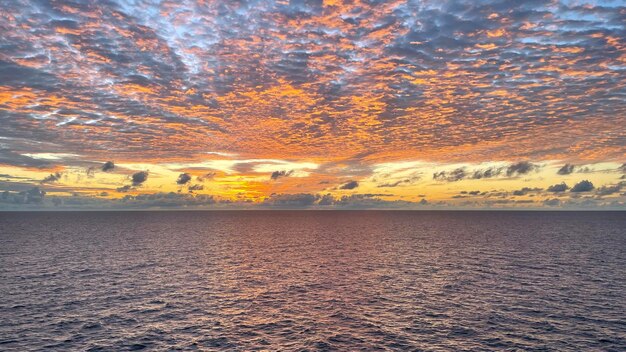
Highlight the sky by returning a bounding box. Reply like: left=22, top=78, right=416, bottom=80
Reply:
left=0, top=0, right=625, bottom=209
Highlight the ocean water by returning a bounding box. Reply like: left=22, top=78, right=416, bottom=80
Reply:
left=0, top=211, right=624, bottom=351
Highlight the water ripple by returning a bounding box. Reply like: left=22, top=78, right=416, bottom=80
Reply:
left=0, top=211, right=625, bottom=351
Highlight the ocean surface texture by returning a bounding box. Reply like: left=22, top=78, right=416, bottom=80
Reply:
left=0, top=211, right=625, bottom=351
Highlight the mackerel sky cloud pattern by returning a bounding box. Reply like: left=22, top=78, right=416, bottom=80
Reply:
left=0, top=0, right=624, bottom=208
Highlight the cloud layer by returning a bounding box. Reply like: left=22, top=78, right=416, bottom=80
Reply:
left=0, top=0, right=624, bottom=209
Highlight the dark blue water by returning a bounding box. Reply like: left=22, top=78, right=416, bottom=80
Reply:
left=1, top=211, right=625, bottom=351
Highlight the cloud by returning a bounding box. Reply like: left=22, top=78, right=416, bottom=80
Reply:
left=339, top=180, right=359, bottom=190
left=596, top=183, right=624, bottom=196
left=0, top=187, right=46, bottom=204
left=471, top=167, right=502, bottom=179
left=176, top=173, right=192, bottom=185
left=570, top=180, right=594, bottom=193
left=270, top=170, right=294, bottom=180
left=506, top=162, right=537, bottom=177
left=0, top=148, right=50, bottom=168
left=318, top=193, right=334, bottom=206
left=188, top=184, right=204, bottom=192
left=116, top=185, right=132, bottom=192
left=263, top=193, right=317, bottom=207
left=102, top=161, right=115, bottom=172
left=433, top=168, right=466, bottom=182
left=377, top=177, right=419, bottom=188
left=131, top=171, right=149, bottom=186
left=543, top=198, right=561, bottom=207
left=547, top=182, right=569, bottom=193
left=433, top=162, right=539, bottom=182
left=197, top=172, right=216, bottom=182
left=122, top=192, right=216, bottom=208
left=41, top=172, right=62, bottom=184
left=557, top=164, right=575, bottom=175
left=0, top=1, right=625, bottom=209
left=512, top=187, right=542, bottom=196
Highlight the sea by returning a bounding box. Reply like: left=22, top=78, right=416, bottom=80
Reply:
left=0, top=211, right=624, bottom=351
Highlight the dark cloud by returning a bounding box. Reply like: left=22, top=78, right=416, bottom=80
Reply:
left=506, top=162, right=538, bottom=177
left=263, top=193, right=317, bottom=207
left=596, top=183, right=624, bottom=196
left=339, top=180, right=359, bottom=190
left=570, top=180, right=594, bottom=193
left=121, top=192, right=216, bottom=208
left=435, top=162, right=539, bottom=182
left=102, top=161, right=115, bottom=172
left=378, top=176, right=421, bottom=188
left=270, top=170, right=293, bottom=180
left=131, top=171, right=149, bottom=186
left=557, top=164, right=575, bottom=175
left=176, top=173, right=192, bottom=185
left=433, top=168, right=466, bottom=182
left=188, top=184, right=204, bottom=192
left=547, top=182, right=569, bottom=193
left=116, top=185, right=132, bottom=192
left=0, top=149, right=50, bottom=168
left=0, top=187, right=46, bottom=204
left=41, top=172, right=62, bottom=184
left=198, top=173, right=216, bottom=182
left=0, top=60, right=59, bottom=90
left=471, top=167, right=502, bottom=179
left=86, top=167, right=96, bottom=178
left=318, top=193, right=334, bottom=206
left=512, top=187, right=542, bottom=196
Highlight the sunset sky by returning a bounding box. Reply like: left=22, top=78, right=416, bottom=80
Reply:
left=0, top=0, right=624, bottom=209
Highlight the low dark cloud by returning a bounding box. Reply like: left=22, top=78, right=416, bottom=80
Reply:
left=86, top=167, right=96, bottom=178
left=434, top=162, right=540, bottom=182
left=506, top=162, right=538, bottom=177
left=339, top=180, right=359, bottom=190
left=318, top=193, right=334, bottom=205
left=547, top=183, right=569, bottom=193
left=176, top=173, right=192, bottom=185
left=596, top=183, right=624, bottom=196
left=557, top=164, right=575, bottom=175
left=116, top=185, right=132, bottom=192
left=0, top=150, right=50, bottom=168
left=543, top=198, right=561, bottom=207
left=433, top=168, right=466, bottom=182
left=41, top=172, right=62, bottom=184
left=263, top=193, right=317, bottom=207
left=471, top=167, right=502, bottom=179
left=270, top=170, right=293, bottom=180
left=570, top=180, right=594, bottom=193
left=512, top=187, right=542, bottom=196
left=121, top=192, right=216, bottom=208
left=188, top=184, right=204, bottom=192
left=197, top=173, right=216, bottom=182
left=131, top=171, right=149, bottom=186
left=378, top=176, right=421, bottom=188
left=0, top=187, right=46, bottom=204
left=102, top=161, right=115, bottom=172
